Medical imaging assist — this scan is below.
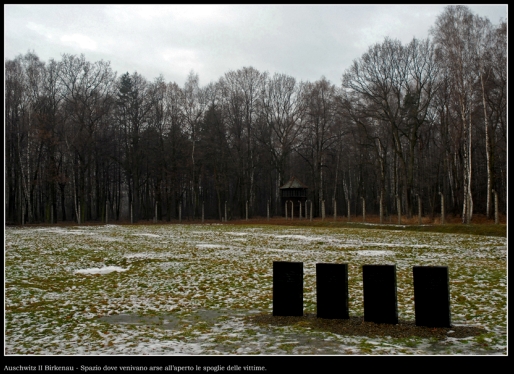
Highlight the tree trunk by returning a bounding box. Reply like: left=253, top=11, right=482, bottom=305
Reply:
left=418, top=195, right=422, bottom=225
left=460, top=101, right=471, bottom=224
left=397, top=195, right=401, bottom=224
left=439, top=192, right=445, bottom=224
left=480, top=71, right=493, bottom=218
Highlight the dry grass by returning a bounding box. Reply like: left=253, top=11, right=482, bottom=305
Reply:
left=10, top=213, right=506, bottom=238
left=9, top=212, right=506, bottom=226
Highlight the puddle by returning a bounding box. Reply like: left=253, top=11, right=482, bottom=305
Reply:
left=97, top=309, right=239, bottom=330
left=98, top=313, right=181, bottom=330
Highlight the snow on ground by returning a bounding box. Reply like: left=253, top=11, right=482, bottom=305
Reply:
left=74, top=266, right=130, bottom=275
left=4, top=223, right=507, bottom=355
left=355, top=250, right=395, bottom=256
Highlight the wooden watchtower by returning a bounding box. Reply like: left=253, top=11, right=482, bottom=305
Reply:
left=280, top=176, right=308, bottom=218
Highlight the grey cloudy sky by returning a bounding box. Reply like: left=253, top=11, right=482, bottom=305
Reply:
left=4, top=4, right=507, bottom=87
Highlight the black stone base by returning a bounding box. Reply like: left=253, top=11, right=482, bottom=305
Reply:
left=273, top=261, right=303, bottom=316
left=316, top=263, right=349, bottom=319
left=413, top=266, right=451, bottom=327
left=362, top=264, right=398, bottom=324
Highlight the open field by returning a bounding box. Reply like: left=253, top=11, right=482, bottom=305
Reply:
left=4, top=222, right=507, bottom=355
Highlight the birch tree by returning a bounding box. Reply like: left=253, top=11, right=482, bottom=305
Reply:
left=180, top=71, right=206, bottom=219
left=431, top=5, right=478, bottom=223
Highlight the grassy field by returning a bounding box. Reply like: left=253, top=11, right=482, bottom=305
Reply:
left=4, top=221, right=507, bottom=355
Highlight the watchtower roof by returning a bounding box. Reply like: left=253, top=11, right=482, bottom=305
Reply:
left=279, top=176, right=308, bottom=189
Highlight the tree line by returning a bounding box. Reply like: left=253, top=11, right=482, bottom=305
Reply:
left=5, top=6, right=506, bottom=224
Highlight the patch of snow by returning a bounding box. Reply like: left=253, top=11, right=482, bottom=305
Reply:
left=355, top=250, right=395, bottom=256
left=74, top=266, right=130, bottom=275
left=197, top=244, right=225, bottom=249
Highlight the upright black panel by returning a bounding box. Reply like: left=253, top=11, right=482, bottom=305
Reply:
left=362, top=264, right=398, bottom=324
left=316, top=263, right=349, bottom=319
left=273, top=261, right=303, bottom=316
left=413, top=266, right=451, bottom=327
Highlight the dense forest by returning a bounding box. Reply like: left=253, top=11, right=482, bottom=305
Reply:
left=5, top=6, right=507, bottom=224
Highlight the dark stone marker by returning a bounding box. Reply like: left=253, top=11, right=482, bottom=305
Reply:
left=413, top=266, right=451, bottom=327
left=316, top=263, right=349, bottom=319
left=362, top=264, right=398, bottom=324
left=273, top=261, right=303, bottom=316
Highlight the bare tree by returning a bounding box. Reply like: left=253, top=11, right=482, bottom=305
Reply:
left=161, top=81, right=188, bottom=221
left=258, top=73, right=305, bottom=213
left=199, top=80, right=231, bottom=220
left=431, top=5, right=477, bottom=223
left=180, top=71, right=207, bottom=219
left=5, top=54, right=35, bottom=223
left=298, top=77, right=340, bottom=215
left=342, top=37, right=439, bottom=218
left=471, top=18, right=506, bottom=218
left=58, top=54, right=116, bottom=223
left=222, top=67, right=267, bottom=216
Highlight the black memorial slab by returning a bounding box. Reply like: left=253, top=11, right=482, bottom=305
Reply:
left=362, top=264, right=398, bottom=324
left=273, top=261, right=303, bottom=316
left=413, top=266, right=451, bottom=327
left=316, top=263, right=349, bottom=319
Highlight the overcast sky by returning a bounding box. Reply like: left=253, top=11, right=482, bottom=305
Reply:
left=4, top=4, right=507, bottom=87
